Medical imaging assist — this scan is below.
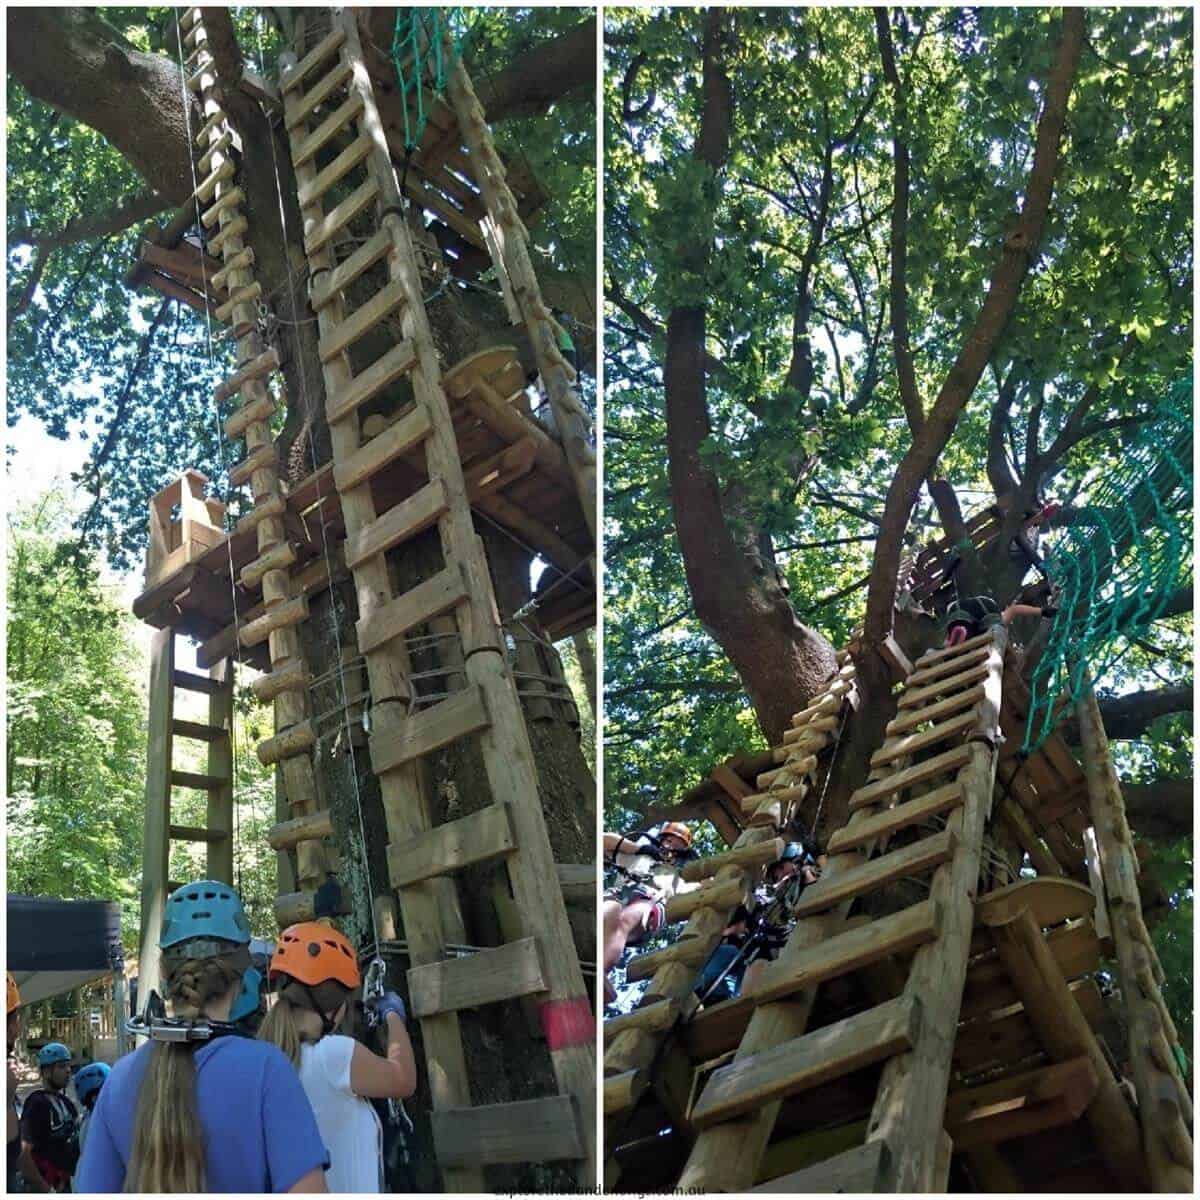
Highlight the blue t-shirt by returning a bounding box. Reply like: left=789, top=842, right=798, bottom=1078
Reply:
left=75, top=1037, right=329, bottom=1193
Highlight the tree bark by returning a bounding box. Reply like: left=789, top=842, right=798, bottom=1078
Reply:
left=1118, top=777, right=1193, bottom=840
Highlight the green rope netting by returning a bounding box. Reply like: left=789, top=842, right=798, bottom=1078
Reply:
left=391, top=8, right=468, bottom=151
left=1023, top=376, right=1193, bottom=753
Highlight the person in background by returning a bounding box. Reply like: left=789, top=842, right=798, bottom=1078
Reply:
left=8, top=974, right=23, bottom=1192
left=69, top=1062, right=108, bottom=1163
left=75, top=880, right=329, bottom=1193
left=19, top=1042, right=79, bottom=1192
left=259, top=922, right=417, bottom=1194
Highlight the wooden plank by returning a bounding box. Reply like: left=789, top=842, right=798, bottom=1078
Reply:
left=749, top=1138, right=889, bottom=1193
left=291, top=94, right=364, bottom=167
left=692, top=996, right=921, bottom=1128
left=387, top=803, right=516, bottom=888
left=304, top=176, right=380, bottom=255
left=357, top=564, right=468, bottom=655
left=897, top=662, right=991, bottom=711
left=344, top=479, right=449, bottom=569
left=280, top=26, right=346, bottom=94
left=169, top=823, right=228, bottom=843
left=239, top=595, right=309, bottom=648
left=792, top=830, right=957, bottom=917
left=974, top=877, right=1095, bottom=931
left=325, top=343, right=419, bottom=426
left=309, top=226, right=391, bottom=309
left=170, top=718, right=226, bottom=743
left=285, top=58, right=353, bottom=129
left=913, top=630, right=995, bottom=666
left=408, top=936, right=546, bottom=1019
left=173, top=668, right=220, bottom=695
left=170, top=769, right=225, bottom=792
left=848, top=745, right=972, bottom=812
left=665, top=874, right=751, bottom=925
left=624, top=932, right=716, bottom=983
left=318, top=278, right=407, bottom=362
left=680, top=838, right=785, bottom=883
left=297, top=131, right=373, bottom=208
left=829, top=782, right=966, bottom=854
left=369, top=686, right=490, bottom=775
left=555, top=864, right=594, bottom=904
left=433, top=1095, right=583, bottom=1166
left=905, top=646, right=991, bottom=688
left=871, top=709, right=978, bottom=768
left=887, top=683, right=987, bottom=735
left=604, top=1068, right=649, bottom=1116
left=604, top=998, right=685, bottom=1043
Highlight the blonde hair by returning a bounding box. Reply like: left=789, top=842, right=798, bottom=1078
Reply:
left=126, top=948, right=246, bottom=1193
left=259, top=978, right=349, bottom=1068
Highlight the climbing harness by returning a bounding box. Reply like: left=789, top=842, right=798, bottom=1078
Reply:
left=125, top=990, right=241, bottom=1044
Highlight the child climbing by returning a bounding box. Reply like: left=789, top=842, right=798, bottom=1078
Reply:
left=19, top=1042, right=79, bottom=1192
left=258, top=922, right=417, bottom=1194
left=75, top=880, right=330, bottom=1193
left=944, top=592, right=1058, bottom=647
left=603, top=822, right=697, bottom=1003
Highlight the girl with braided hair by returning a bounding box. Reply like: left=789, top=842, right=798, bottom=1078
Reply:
left=75, top=881, right=329, bottom=1193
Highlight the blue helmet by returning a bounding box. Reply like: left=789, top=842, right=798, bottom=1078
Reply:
left=73, top=1062, right=110, bottom=1105
left=228, top=965, right=263, bottom=1023
left=161, top=880, right=251, bottom=951
left=37, top=1042, right=71, bottom=1067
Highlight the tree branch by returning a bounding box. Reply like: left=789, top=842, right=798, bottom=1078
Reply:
left=9, top=190, right=168, bottom=252
left=1060, top=683, right=1192, bottom=743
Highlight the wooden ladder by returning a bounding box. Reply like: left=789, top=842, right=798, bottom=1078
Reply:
left=179, top=6, right=335, bottom=929
left=136, top=629, right=234, bottom=1004
left=603, top=656, right=859, bottom=1183
left=279, top=12, right=594, bottom=1187
left=675, top=626, right=1008, bottom=1192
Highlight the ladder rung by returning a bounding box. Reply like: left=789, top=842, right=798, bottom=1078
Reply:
left=240, top=540, right=297, bottom=591
left=309, top=227, right=391, bottom=309
left=239, top=595, right=310, bottom=648
left=210, top=245, right=255, bottom=293
left=749, top=1138, right=891, bottom=1194
left=170, top=719, right=227, bottom=743
left=915, top=629, right=996, bottom=666
left=905, top=645, right=991, bottom=689
left=887, top=684, right=987, bottom=736
left=387, top=803, right=516, bottom=889
left=407, top=936, right=546, bottom=1020
left=792, top=829, right=957, bottom=918
left=432, top=1095, right=584, bottom=1168
left=318, top=279, right=407, bottom=363
left=215, top=280, right=261, bottom=324
left=870, top=709, right=978, bottom=769
left=692, top=994, right=921, bottom=1128
left=829, top=782, right=965, bottom=855
left=304, top=176, right=380, bottom=256
left=228, top=444, right=279, bottom=489
left=251, top=659, right=310, bottom=702
left=297, top=132, right=374, bottom=209
left=197, top=131, right=234, bottom=176
left=664, top=873, right=749, bottom=925
left=203, top=185, right=244, bottom=230
left=848, top=743, right=973, bottom=812
left=338, top=400, right=434, bottom=490
left=624, top=930, right=714, bottom=983
left=224, top=393, right=276, bottom=440
left=257, top=719, right=316, bottom=766
left=267, top=807, right=334, bottom=851
left=752, top=901, right=940, bottom=1004
left=215, top=347, right=278, bottom=404
left=898, top=662, right=992, bottom=711
left=172, top=669, right=221, bottom=695
left=344, top=478, right=448, bottom=570
left=357, top=564, right=467, bottom=656
left=280, top=26, right=346, bottom=95
left=285, top=58, right=354, bottom=130
left=169, top=823, right=228, bottom=843
left=194, top=158, right=235, bottom=205
left=680, top=837, right=785, bottom=884
left=275, top=887, right=349, bottom=927
left=233, top=493, right=286, bottom=538
left=170, top=770, right=226, bottom=792
left=369, top=685, right=490, bottom=775
left=194, top=109, right=226, bottom=145
left=291, top=94, right=364, bottom=168
left=603, top=1068, right=649, bottom=1117
left=604, top=997, right=686, bottom=1042
left=325, top=343, right=419, bottom=427
left=208, top=214, right=248, bottom=255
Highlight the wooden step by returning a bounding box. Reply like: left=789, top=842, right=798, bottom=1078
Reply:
left=344, top=479, right=449, bottom=569
left=325, top=343, right=419, bottom=426
left=208, top=214, right=248, bottom=255
left=318, top=279, right=407, bottom=363
left=280, top=26, right=346, bottom=95
left=187, top=62, right=215, bottom=93
left=604, top=1068, right=649, bottom=1117
left=309, top=227, right=391, bottom=309
left=275, top=886, right=350, bottom=927
left=407, top=936, right=546, bottom=1019
left=215, top=280, right=261, bottom=324
left=268, top=808, right=334, bottom=851
left=432, top=1095, right=583, bottom=1167
left=251, top=659, right=310, bottom=702
left=664, top=874, right=751, bottom=925
left=304, top=176, right=380, bottom=256
left=387, top=803, right=516, bottom=888
left=680, top=838, right=785, bottom=884
left=178, top=6, right=200, bottom=30
left=239, top=595, right=310, bottom=648
left=915, top=629, right=995, bottom=666
left=887, top=683, right=986, bottom=736
left=285, top=58, right=353, bottom=130
left=297, top=132, right=374, bottom=209
left=624, top=932, right=715, bottom=983
left=291, top=94, right=364, bottom=168
left=170, top=719, right=227, bottom=743
left=370, top=686, right=490, bottom=775
left=749, top=1138, right=891, bottom=1193
left=750, top=900, right=939, bottom=1003
left=848, top=744, right=973, bottom=812
left=170, top=769, right=226, bottom=792
left=173, top=669, right=221, bottom=695
left=233, top=493, right=286, bottom=537
left=228, top=444, right=279, bottom=488
left=604, top=997, right=688, bottom=1042
left=194, top=158, right=235, bottom=205
left=905, top=645, right=991, bottom=688
left=210, top=245, right=254, bottom=292
left=357, top=564, right=468, bottom=656
left=898, top=661, right=991, bottom=711
left=240, top=541, right=297, bottom=590
left=828, top=782, right=965, bottom=854
left=791, top=830, right=957, bottom=918
left=169, top=823, right=228, bottom=843
left=257, top=719, right=316, bottom=766
left=739, top=783, right=808, bottom=817
left=870, top=709, right=978, bottom=768
left=198, top=130, right=234, bottom=175
left=224, top=393, right=276, bottom=439
left=691, top=994, right=921, bottom=1128
left=195, top=109, right=226, bottom=146
left=202, top=179, right=240, bottom=224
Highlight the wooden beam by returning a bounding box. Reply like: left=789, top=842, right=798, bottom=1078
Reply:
left=407, top=937, right=547, bottom=1019
left=749, top=1137, right=890, bottom=1193
left=433, top=1095, right=583, bottom=1166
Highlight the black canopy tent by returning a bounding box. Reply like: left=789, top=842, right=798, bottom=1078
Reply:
left=6, top=895, right=122, bottom=1008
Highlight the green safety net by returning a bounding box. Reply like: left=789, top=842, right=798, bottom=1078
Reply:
left=1023, top=376, right=1193, bottom=753
left=391, top=8, right=467, bottom=151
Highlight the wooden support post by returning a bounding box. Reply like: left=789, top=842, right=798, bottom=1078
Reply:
left=206, top=657, right=235, bottom=883
left=1075, top=676, right=1192, bottom=1191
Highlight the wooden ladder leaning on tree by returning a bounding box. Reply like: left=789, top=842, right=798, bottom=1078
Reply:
left=670, top=625, right=1009, bottom=1192
left=277, top=10, right=594, bottom=1188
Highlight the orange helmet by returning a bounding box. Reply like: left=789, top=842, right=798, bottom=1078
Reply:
left=269, top=923, right=360, bottom=990
left=660, top=822, right=692, bottom=849
left=7, top=972, right=19, bottom=1015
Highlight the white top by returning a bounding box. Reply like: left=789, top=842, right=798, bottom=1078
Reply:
left=298, top=1035, right=383, bottom=1194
